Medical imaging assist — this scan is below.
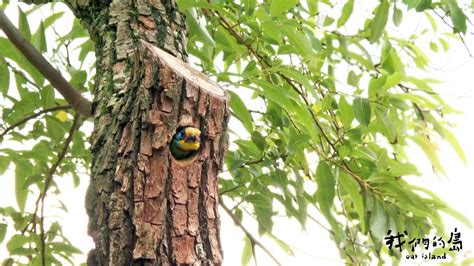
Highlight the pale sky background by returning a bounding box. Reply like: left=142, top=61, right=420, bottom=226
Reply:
left=1, top=1, right=473, bottom=265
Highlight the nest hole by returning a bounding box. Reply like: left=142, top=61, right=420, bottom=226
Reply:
left=169, top=126, right=202, bottom=162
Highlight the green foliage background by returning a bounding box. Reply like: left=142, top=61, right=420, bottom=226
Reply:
left=0, top=0, right=473, bottom=264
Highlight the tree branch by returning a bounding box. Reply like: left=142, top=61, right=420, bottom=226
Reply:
left=0, top=105, right=72, bottom=140
left=0, top=9, right=92, bottom=116
left=220, top=201, right=282, bottom=266
left=22, top=113, right=81, bottom=236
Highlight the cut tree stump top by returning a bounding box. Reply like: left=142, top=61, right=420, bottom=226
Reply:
left=141, top=40, right=228, bottom=99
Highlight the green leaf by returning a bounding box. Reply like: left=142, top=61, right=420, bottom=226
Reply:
left=369, top=200, right=387, bottom=241
left=0, top=60, right=9, bottom=96
left=415, top=0, right=431, bottom=11
left=266, top=231, right=294, bottom=255
left=32, top=21, right=47, bottom=53
left=315, top=161, right=335, bottom=218
left=382, top=48, right=405, bottom=75
left=46, top=116, right=68, bottom=142
left=442, top=127, right=466, bottom=163
left=288, top=133, right=309, bottom=153
left=0, top=223, right=6, bottom=243
left=323, top=16, right=335, bottom=27
left=439, top=38, right=449, bottom=52
left=0, top=38, right=44, bottom=86
left=403, top=0, right=420, bottom=9
left=352, top=97, right=371, bottom=126
left=281, top=24, right=315, bottom=57
left=40, top=85, right=55, bottom=107
left=382, top=73, right=403, bottom=91
left=338, top=96, right=354, bottom=128
left=241, top=236, right=253, bottom=266
left=347, top=70, right=360, bottom=87
left=339, top=172, right=366, bottom=232
left=393, top=6, right=403, bottom=26
left=440, top=206, right=472, bottom=229
left=247, top=194, right=273, bottom=234
left=49, top=242, right=82, bottom=254
left=445, top=0, right=467, bottom=33
left=295, top=172, right=307, bottom=225
left=374, top=107, right=396, bottom=143
left=389, top=162, right=421, bottom=176
left=69, top=69, right=88, bottom=89
left=0, top=156, right=10, bottom=175
left=183, top=8, right=216, bottom=47
left=369, top=0, right=389, bottom=43
left=262, top=21, right=281, bottom=44
left=368, top=75, right=387, bottom=97
left=18, top=7, right=31, bottom=41
left=432, top=123, right=466, bottom=163
left=337, top=0, right=354, bottom=27
left=15, top=160, right=33, bottom=211
left=6, top=234, right=33, bottom=252
left=43, top=12, right=65, bottom=29
left=251, top=131, right=266, bottom=150
left=234, top=140, right=262, bottom=159
left=243, top=0, right=256, bottom=15
left=78, top=40, right=95, bottom=62
left=229, top=91, right=253, bottom=133
left=270, top=0, right=298, bottom=17
left=410, top=135, right=445, bottom=174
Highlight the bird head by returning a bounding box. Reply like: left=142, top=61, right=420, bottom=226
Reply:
left=174, top=127, right=201, bottom=152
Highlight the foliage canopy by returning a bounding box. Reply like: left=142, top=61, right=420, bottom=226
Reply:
left=0, top=0, right=473, bottom=264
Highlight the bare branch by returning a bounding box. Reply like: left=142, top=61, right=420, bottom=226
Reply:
left=0, top=105, right=72, bottom=140
left=0, top=9, right=92, bottom=116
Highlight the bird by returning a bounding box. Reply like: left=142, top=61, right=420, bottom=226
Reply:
left=170, top=126, right=201, bottom=160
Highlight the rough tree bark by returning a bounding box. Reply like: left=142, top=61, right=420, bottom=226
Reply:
left=61, top=0, right=228, bottom=264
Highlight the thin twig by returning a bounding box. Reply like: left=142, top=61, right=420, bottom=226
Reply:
left=0, top=105, right=72, bottom=140
left=220, top=201, right=282, bottom=266
left=4, top=59, right=42, bottom=91
left=0, top=9, right=92, bottom=116
left=40, top=195, right=46, bottom=266
left=22, top=113, right=81, bottom=236
left=432, top=8, right=472, bottom=57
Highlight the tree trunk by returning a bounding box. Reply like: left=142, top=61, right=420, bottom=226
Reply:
left=67, top=0, right=228, bottom=264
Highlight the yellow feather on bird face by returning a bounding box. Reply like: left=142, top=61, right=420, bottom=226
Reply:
left=177, top=140, right=200, bottom=151
left=176, top=127, right=201, bottom=151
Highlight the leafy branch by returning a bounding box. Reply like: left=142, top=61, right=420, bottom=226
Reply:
left=22, top=113, right=81, bottom=239
left=0, top=104, right=72, bottom=140
left=0, top=9, right=92, bottom=116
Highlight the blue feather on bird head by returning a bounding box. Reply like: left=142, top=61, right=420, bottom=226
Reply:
left=170, top=126, right=201, bottom=159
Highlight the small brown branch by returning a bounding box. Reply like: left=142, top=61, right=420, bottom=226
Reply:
left=4, top=59, right=42, bottom=91
left=432, top=8, right=472, bottom=57
left=0, top=9, right=92, bottom=116
left=22, top=113, right=81, bottom=235
left=218, top=184, right=245, bottom=195
left=40, top=196, right=46, bottom=266
left=0, top=105, right=72, bottom=140
left=42, top=113, right=81, bottom=200
left=220, top=201, right=282, bottom=266
left=457, top=33, right=473, bottom=57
